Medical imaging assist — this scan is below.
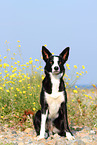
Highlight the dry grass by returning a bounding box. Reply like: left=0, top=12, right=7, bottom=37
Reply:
left=0, top=41, right=96, bottom=129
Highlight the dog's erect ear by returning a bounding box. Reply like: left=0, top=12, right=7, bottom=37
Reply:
left=42, top=46, right=52, bottom=62
left=60, top=47, right=70, bottom=64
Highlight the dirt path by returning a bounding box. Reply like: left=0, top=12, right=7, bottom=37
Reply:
left=0, top=125, right=97, bottom=145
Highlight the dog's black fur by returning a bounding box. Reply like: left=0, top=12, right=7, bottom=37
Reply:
left=33, top=46, right=74, bottom=140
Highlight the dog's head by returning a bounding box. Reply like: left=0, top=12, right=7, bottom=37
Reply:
left=42, top=46, right=70, bottom=76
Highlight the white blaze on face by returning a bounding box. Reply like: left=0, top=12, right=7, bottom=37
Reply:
left=52, top=56, right=60, bottom=73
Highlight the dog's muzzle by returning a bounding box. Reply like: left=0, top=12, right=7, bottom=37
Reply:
left=53, top=66, right=60, bottom=75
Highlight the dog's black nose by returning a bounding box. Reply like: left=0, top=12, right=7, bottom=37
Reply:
left=54, top=66, right=59, bottom=71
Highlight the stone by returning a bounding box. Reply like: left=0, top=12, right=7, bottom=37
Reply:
left=24, top=128, right=33, bottom=134
left=12, top=130, right=17, bottom=134
left=89, top=130, right=96, bottom=135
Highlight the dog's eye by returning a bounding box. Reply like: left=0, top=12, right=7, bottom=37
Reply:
left=50, top=61, right=53, bottom=64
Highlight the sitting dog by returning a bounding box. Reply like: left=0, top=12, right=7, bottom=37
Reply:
left=33, top=46, right=74, bottom=140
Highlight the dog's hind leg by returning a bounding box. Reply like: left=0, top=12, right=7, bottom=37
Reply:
left=61, top=102, right=75, bottom=140
left=33, top=110, right=41, bottom=136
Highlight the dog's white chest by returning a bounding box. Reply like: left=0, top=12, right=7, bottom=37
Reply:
left=45, top=91, right=64, bottom=119
left=45, top=73, right=65, bottom=119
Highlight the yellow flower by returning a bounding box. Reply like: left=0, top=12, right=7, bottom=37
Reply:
left=81, top=71, right=84, bottom=74
left=84, top=94, right=88, bottom=97
left=14, top=62, right=17, bottom=65
left=41, top=75, right=44, bottom=80
left=66, top=64, right=70, bottom=67
left=7, top=49, right=10, bottom=51
left=22, top=67, right=25, bottom=70
left=74, top=65, right=77, bottom=69
left=3, top=63, right=9, bottom=67
left=23, top=91, right=26, bottom=94
left=24, top=75, right=27, bottom=78
left=17, top=40, right=20, bottom=42
left=19, top=80, right=22, bottom=83
left=0, top=59, right=2, bottom=62
left=35, top=59, right=39, bottom=62
left=14, top=94, right=17, bottom=97
left=76, top=72, right=79, bottom=75
left=0, top=87, right=3, bottom=90
left=4, top=56, right=7, bottom=59
left=16, top=88, right=20, bottom=91
left=18, top=45, right=21, bottom=47
left=76, top=76, right=79, bottom=78
left=26, top=62, right=29, bottom=65
left=39, top=66, right=42, bottom=68
left=75, top=86, right=77, bottom=88
left=11, top=57, right=15, bottom=60
left=64, top=74, right=68, bottom=77
left=92, top=84, right=96, bottom=88
left=44, top=44, right=47, bottom=47
left=52, top=53, right=54, bottom=55
left=11, top=65, right=14, bottom=68
left=29, top=93, right=32, bottom=96
left=67, top=67, right=70, bottom=70
left=1, top=116, right=3, bottom=119
left=13, top=53, right=16, bottom=55
left=89, top=96, right=92, bottom=99
left=4, top=70, right=8, bottom=73
left=33, top=102, right=35, bottom=105
left=82, top=65, right=85, bottom=69
left=6, top=90, right=9, bottom=93
left=5, top=40, right=7, bottom=43
left=33, top=108, right=36, bottom=111
left=2, top=84, right=5, bottom=87
left=0, top=64, right=2, bottom=67
left=29, top=57, right=32, bottom=60
left=27, top=77, right=30, bottom=80
left=38, top=85, right=40, bottom=87
left=79, top=73, right=82, bottom=76
left=6, top=73, right=9, bottom=77
left=29, top=60, right=33, bottom=64
left=73, top=90, right=78, bottom=94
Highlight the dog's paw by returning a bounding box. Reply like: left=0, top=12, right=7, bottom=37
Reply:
left=66, top=132, right=75, bottom=140
left=36, top=135, right=45, bottom=140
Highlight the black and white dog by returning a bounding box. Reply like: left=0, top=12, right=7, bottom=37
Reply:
left=33, top=46, right=74, bottom=140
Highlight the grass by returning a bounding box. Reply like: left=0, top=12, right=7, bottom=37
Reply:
left=0, top=40, right=97, bottom=130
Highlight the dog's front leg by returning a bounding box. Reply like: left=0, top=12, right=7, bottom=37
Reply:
left=38, top=109, right=48, bottom=140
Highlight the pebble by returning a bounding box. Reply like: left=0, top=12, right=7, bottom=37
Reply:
left=0, top=125, right=97, bottom=145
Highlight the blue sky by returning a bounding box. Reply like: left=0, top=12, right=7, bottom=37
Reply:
left=0, top=0, right=97, bottom=85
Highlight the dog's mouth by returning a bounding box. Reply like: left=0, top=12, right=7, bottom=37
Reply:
left=53, top=70, right=60, bottom=75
